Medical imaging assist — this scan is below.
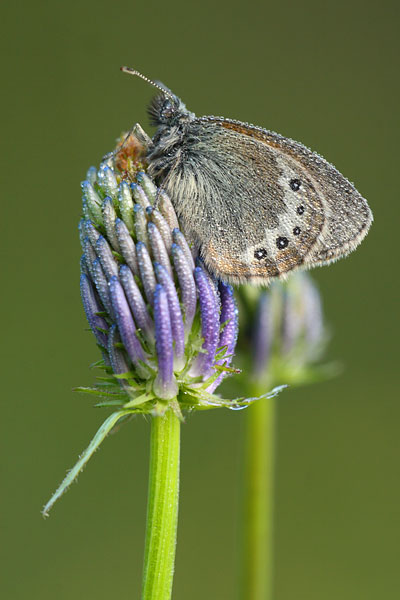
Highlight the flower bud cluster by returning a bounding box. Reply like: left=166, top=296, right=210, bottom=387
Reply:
left=249, top=272, right=330, bottom=387
left=79, top=162, right=239, bottom=414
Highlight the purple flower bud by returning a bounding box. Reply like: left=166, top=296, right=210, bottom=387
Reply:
left=82, top=199, right=90, bottom=221
left=101, top=197, right=119, bottom=251
left=118, top=181, right=134, bottom=231
left=147, top=206, right=173, bottom=253
left=82, top=238, right=97, bottom=280
left=80, top=254, right=89, bottom=277
left=109, top=276, right=145, bottom=368
left=131, top=183, right=151, bottom=209
left=172, top=229, right=195, bottom=270
left=119, top=265, right=154, bottom=343
left=147, top=222, right=173, bottom=279
left=83, top=219, right=100, bottom=248
left=190, top=267, right=220, bottom=378
left=136, top=241, right=156, bottom=305
left=154, top=263, right=185, bottom=369
left=115, top=218, right=138, bottom=276
left=97, top=165, right=118, bottom=199
left=207, top=282, right=238, bottom=393
left=134, top=204, right=148, bottom=245
left=199, top=262, right=221, bottom=311
left=92, top=258, right=114, bottom=317
left=171, top=243, right=196, bottom=335
left=81, top=180, right=103, bottom=223
left=137, top=171, right=157, bottom=203
left=218, top=282, right=238, bottom=360
left=157, top=190, right=179, bottom=231
left=107, top=324, right=130, bottom=379
left=80, top=273, right=108, bottom=348
left=153, top=284, right=178, bottom=400
left=86, top=166, right=97, bottom=185
left=95, top=235, right=119, bottom=280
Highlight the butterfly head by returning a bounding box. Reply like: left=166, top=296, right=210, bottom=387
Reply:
left=120, top=67, right=195, bottom=129
left=147, top=90, right=195, bottom=127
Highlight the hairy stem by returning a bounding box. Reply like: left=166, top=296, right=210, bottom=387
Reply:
left=242, top=396, right=276, bottom=600
left=142, top=408, right=181, bottom=600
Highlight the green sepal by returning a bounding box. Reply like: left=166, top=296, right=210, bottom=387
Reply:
left=73, top=386, right=128, bottom=399
left=94, top=399, right=128, bottom=407
left=178, top=383, right=287, bottom=411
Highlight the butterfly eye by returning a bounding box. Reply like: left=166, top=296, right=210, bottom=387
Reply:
left=162, top=99, right=175, bottom=119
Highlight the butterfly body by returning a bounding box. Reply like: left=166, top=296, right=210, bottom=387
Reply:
left=143, top=89, right=372, bottom=285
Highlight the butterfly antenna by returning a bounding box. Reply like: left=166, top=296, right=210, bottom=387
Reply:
left=120, top=66, right=175, bottom=101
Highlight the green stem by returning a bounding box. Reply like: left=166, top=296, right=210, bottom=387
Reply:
left=142, top=408, right=181, bottom=600
left=242, top=395, right=276, bottom=600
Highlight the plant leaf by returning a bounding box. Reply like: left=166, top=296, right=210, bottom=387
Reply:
left=42, top=409, right=131, bottom=517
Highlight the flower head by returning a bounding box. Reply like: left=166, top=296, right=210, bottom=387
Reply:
left=242, top=272, right=336, bottom=390
left=79, top=161, right=241, bottom=415
left=42, top=143, right=285, bottom=517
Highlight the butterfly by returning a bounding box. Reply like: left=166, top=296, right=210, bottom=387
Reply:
left=120, top=67, right=372, bottom=286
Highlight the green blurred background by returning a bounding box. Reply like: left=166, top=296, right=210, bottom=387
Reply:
left=2, top=0, right=399, bottom=598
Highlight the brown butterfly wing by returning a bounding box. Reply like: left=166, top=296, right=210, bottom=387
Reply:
left=156, top=117, right=372, bottom=285
left=216, top=119, right=372, bottom=258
